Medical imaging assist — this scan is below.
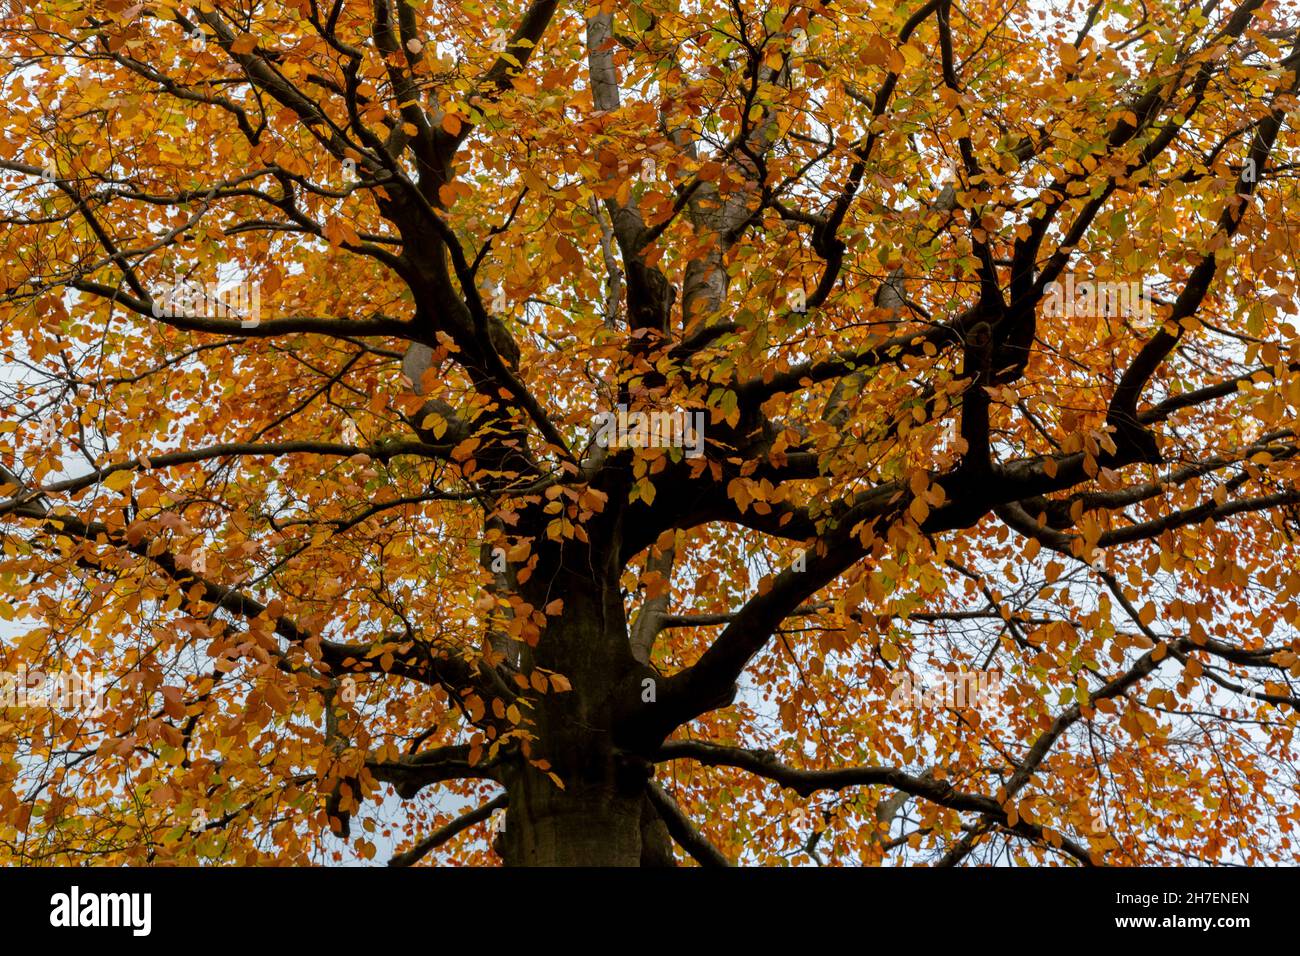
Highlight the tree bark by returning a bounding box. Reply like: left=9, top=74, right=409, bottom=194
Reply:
left=494, top=554, right=668, bottom=865
left=500, top=765, right=646, bottom=866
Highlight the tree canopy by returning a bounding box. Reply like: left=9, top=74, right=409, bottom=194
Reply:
left=2, top=0, right=1300, bottom=866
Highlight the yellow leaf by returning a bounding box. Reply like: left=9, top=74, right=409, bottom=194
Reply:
left=103, top=470, right=133, bottom=492
left=549, top=673, right=572, bottom=693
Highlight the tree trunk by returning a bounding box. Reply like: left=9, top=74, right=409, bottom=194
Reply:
left=500, top=766, right=646, bottom=866
left=491, top=552, right=671, bottom=866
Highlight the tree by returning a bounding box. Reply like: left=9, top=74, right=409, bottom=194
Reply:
left=1, top=0, right=1298, bottom=868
